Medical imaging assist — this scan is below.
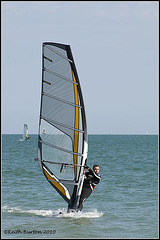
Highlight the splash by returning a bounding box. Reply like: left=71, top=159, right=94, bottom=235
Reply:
left=54, top=208, right=104, bottom=218
left=2, top=206, right=104, bottom=219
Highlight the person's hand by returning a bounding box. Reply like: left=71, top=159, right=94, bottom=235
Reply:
left=84, top=165, right=90, bottom=169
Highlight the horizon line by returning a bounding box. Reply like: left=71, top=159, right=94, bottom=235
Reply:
left=1, top=133, right=158, bottom=135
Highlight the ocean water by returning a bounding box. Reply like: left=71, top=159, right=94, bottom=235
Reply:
left=2, top=134, right=159, bottom=239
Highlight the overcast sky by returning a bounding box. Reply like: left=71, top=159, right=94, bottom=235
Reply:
left=2, top=1, right=159, bottom=134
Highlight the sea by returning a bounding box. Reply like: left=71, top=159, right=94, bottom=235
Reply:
left=2, top=134, right=159, bottom=239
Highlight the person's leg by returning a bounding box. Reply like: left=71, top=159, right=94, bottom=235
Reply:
left=78, top=187, right=92, bottom=211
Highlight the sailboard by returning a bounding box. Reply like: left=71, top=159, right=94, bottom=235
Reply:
left=35, top=42, right=88, bottom=211
left=23, top=124, right=30, bottom=141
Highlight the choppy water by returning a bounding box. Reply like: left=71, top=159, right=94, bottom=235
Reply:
left=2, top=134, right=159, bottom=239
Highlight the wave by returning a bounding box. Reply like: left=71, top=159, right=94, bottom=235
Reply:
left=2, top=206, right=103, bottom=219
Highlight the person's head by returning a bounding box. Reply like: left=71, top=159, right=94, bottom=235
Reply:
left=93, top=165, right=100, bottom=174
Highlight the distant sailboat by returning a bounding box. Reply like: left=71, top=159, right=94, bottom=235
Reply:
left=23, top=124, right=30, bottom=141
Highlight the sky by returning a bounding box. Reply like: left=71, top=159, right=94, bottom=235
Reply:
left=2, top=1, right=159, bottom=134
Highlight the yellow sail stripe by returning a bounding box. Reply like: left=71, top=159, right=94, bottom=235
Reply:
left=72, top=71, right=79, bottom=180
left=43, top=167, right=66, bottom=197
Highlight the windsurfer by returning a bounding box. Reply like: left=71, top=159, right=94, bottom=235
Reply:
left=77, top=164, right=101, bottom=211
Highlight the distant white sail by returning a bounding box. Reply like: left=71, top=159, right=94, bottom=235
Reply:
left=23, top=124, right=30, bottom=141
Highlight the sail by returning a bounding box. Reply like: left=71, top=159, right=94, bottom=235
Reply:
left=36, top=42, right=88, bottom=209
left=23, top=124, right=28, bottom=140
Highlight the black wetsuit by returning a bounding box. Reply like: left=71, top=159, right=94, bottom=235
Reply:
left=78, top=168, right=101, bottom=211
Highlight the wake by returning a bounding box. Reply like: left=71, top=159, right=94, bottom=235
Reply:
left=55, top=208, right=104, bottom=218
left=18, top=139, right=24, bottom=141
left=2, top=206, right=103, bottom=219
left=2, top=206, right=53, bottom=217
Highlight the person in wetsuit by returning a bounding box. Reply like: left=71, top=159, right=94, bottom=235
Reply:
left=77, top=164, right=101, bottom=211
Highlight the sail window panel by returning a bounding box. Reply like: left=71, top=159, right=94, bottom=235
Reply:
left=41, top=143, right=80, bottom=183
left=41, top=143, right=75, bottom=178
left=42, top=143, right=74, bottom=171
left=41, top=146, right=74, bottom=171
left=41, top=118, right=84, bottom=146
left=43, top=159, right=75, bottom=181
left=40, top=119, right=84, bottom=155
left=43, top=70, right=74, bottom=104
left=42, top=95, right=75, bottom=130
left=40, top=120, right=72, bottom=151
left=44, top=46, right=72, bottom=81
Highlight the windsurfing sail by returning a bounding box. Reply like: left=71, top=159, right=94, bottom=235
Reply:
left=23, top=124, right=30, bottom=141
left=36, top=42, right=88, bottom=210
